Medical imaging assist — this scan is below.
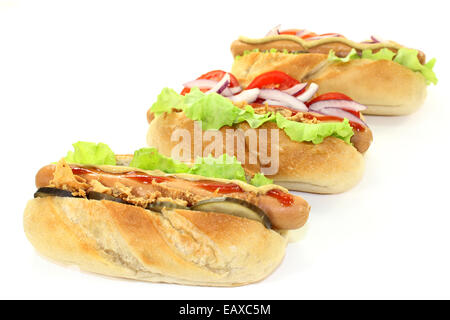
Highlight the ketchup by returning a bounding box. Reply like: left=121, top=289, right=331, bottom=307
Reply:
left=266, top=189, right=294, bottom=207
left=70, top=166, right=294, bottom=207
left=195, top=181, right=243, bottom=194
left=71, top=167, right=172, bottom=183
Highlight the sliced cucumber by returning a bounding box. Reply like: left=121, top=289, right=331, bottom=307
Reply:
left=191, top=197, right=271, bottom=229
left=87, top=191, right=126, bottom=204
left=34, top=187, right=76, bottom=199
left=146, top=201, right=188, bottom=213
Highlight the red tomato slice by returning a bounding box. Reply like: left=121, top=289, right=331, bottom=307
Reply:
left=181, top=70, right=240, bottom=95
left=246, top=71, right=300, bottom=91
left=279, top=29, right=302, bottom=35
left=306, top=92, right=353, bottom=106
left=319, top=33, right=345, bottom=38
left=306, top=92, right=362, bottom=119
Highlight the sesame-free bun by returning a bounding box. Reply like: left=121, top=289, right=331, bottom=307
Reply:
left=23, top=197, right=287, bottom=286
left=147, top=112, right=365, bottom=194
left=231, top=51, right=427, bottom=115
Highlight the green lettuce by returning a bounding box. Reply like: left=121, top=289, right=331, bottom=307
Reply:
left=129, top=147, right=190, bottom=173
left=328, top=48, right=360, bottom=62
left=394, top=48, right=437, bottom=85
left=184, top=92, right=242, bottom=130
left=250, top=173, right=273, bottom=187
left=150, top=87, right=186, bottom=116
left=129, top=148, right=251, bottom=183
left=188, top=154, right=247, bottom=182
left=65, top=141, right=116, bottom=166
left=361, top=48, right=396, bottom=61
left=328, top=47, right=437, bottom=85
left=235, top=105, right=276, bottom=128
left=275, top=113, right=354, bottom=144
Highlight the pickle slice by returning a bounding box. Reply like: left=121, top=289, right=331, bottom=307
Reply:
left=191, top=197, right=271, bottom=229
left=146, top=201, right=188, bottom=213
left=34, top=187, right=76, bottom=199
left=87, top=191, right=126, bottom=204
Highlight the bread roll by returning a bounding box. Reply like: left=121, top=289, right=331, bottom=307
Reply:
left=147, top=111, right=365, bottom=194
left=231, top=51, right=428, bottom=115
left=23, top=196, right=287, bottom=286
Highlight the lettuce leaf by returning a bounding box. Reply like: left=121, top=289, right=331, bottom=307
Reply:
left=328, top=48, right=360, bottom=63
left=65, top=142, right=116, bottom=166
left=184, top=92, right=242, bottom=130
left=150, top=88, right=186, bottom=116
left=275, top=113, right=354, bottom=144
left=188, top=154, right=247, bottom=182
left=328, top=47, right=437, bottom=85
left=394, top=48, right=437, bottom=85
left=361, top=48, right=396, bottom=61
left=250, top=173, right=273, bottom=187
left=129, top=147, right=190, bottom=173
left=130, top=148, right=248, bottom=182
left=235, top=105, right=276, bottom=128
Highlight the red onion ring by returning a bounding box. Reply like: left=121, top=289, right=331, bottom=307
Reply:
left=282, top=83, right=307, bottom=95
left=259, top=89, right=308, bottom=112
left=308, top=99, right=367, bottom=112
left=230, top=86, right=242, bottom=95
left=206, top=73, right=230, bottom=95
left=297, top=83, right=319, bottom=102
left=312, top=107, right=367, bottom=127
left=266, top=25, right=281, bottom=36
left=228, top=88, right=260, bottom=103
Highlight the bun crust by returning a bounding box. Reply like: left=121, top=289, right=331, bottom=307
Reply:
left=147, top=112, right=365, bottom=194
left=24, top=197, right=287, bottom=286
left=231, top=52, right=427, bottom=115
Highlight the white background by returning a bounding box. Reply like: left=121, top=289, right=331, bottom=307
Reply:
left=1, top=0, right=449, bottom=299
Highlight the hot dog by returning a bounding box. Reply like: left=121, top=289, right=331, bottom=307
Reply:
left=230, top=26, right=437, bottom=115
left=146, top=70, right=371, bottom=193
left=24, top=142, right=310, bottom=286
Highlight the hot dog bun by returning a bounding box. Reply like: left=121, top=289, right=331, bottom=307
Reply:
left=147, top=111, right=365, bottom=194
left=231, top=50, right=427, bottom=116
left=23, top=196, right=287, bottom=286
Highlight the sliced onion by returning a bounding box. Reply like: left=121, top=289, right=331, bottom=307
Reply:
left=307, top=34, right=341, bottom=40
left=220, top=87, right=233, bottom=97
left=282, top=83, right=307, bottom=95
left=259, top=89, right=307, bottom=112
left=313, top=107, right=367, bottom=127
left=206, top=73, right=230, bottom=95
left=183, top=79, right=217, bottom=89
left=263, top=99, right=287, bottom=106
left=228, top=88, right=260, bottom=103
left=266, top=25, right=281, bottom=36
left=230, top=86, right=242, bottom=94
left=371, top=35, right=385, bottom=43
left=297, top=83, right=319, bottom=102
left=308, top=99, right=367, bottom=112
left=296, top=29, right=311, bottom=37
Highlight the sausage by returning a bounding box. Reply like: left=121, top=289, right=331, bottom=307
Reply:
left=36, top=164, right=309, bottom=230
left=231, top=40, right=427, bottom=65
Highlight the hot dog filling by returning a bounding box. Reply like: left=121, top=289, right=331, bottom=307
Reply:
left=36, top=159, right=306, bottom=229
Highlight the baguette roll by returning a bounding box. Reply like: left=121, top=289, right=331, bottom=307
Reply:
left=231, top=51, right=427, bottom=115
left=147, top=111, right=365, bottom=194
left=24, top=196, right=287, bottom=286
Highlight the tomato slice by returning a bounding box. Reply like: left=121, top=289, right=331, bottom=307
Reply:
left=306, top=92, right=362, bottom=119
left=246, top=71, right=300, bottom=91
left=319, top=33, right=345, bottom=38
left=306, top=92, right=353, bottom=106
left=279, top=29, right=302, bottom=35
left=181, top=70, right=240, bottom=95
